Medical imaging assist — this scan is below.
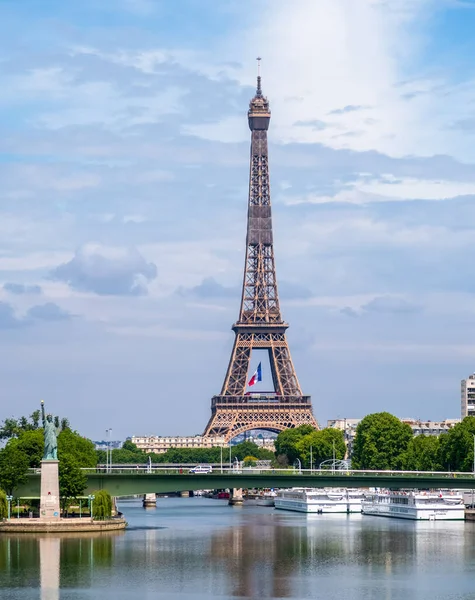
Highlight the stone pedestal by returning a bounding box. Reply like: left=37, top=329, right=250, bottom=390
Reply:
left=40, top=460, right=60, bottom=520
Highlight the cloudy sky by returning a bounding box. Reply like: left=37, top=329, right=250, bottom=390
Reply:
left=2, top=0, right=475, bottom=441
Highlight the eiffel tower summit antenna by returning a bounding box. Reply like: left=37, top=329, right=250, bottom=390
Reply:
left=203, top=63, right=318, bottom=442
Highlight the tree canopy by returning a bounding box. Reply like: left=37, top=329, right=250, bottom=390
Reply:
left=92, top=490, right=113, bottom=519
left=402, top=435, right=441, bottom=471
left=351, top=412, right=413, bottom=470
left=58, top=454, right=88, bottom=513
left=438, top=416, right=475, bottom=472
left=0, top=490, right=7, bottom=520
left=296, top=428, right=346, bottom=468
left=274, top=425, right=316, bottom=465
left=0, top=444, right=29, bottom=495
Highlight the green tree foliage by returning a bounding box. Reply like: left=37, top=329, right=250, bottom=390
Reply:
left=92, top=490, right=112, bottom=519
left=0, top=490, right=8, bottom=520
left=9, top=430, right=44, bottom=468
left=0, top=444, right=29, bottom=495
left=99, top=440, right=274, bottom=466
left=352, top=412, right=413, bottom=470
left=402, top=435, right=441, bottom=471
left=58, top=429, right=97, bottom=468
left=274, top=425, right=316, bottom=465
left=58, top=454, right=88, bottom=514
left=438, top=416, right=475, bottom=472
left=0, top=410, right=41, bottom=440
left=296, top=428, right=346, bottom=468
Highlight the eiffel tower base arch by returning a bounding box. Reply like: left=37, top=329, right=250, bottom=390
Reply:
left=204, top=396, right=318, bottom=443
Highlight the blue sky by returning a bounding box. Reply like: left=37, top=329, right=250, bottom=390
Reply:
left=2, top=0, right=475, bottom=440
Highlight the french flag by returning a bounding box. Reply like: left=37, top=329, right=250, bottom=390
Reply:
left=248, top=362, right=262, bottom=387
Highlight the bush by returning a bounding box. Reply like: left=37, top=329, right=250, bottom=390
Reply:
left=0, top=490, right=7, bottom=520
left=92, top=490, right=113, bottom=519
left=242, top=455, right=258, bottom=467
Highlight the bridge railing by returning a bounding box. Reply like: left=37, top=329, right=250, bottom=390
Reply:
left=26, top=467, right=475, bottom=478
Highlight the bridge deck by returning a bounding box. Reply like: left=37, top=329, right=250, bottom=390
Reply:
left=16, top=469, right=475, bottom=499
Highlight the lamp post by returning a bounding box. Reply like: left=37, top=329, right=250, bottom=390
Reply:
left=17, top=498, right=20, bottom=519
left=6, top=495, right=12, bottom=521
left=332, top=439, right=336, bottom=474
left=88, top=495, right=95, bottom=521
left=106, top=428, right=112, bottom=473
left=220, top=446, right=223, bottom=474
left=229, top=444, right=232, bottom=470
left=310, top=446, right=313, bottom=474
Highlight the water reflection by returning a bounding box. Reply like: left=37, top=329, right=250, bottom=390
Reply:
left=0, top=530, right=122, bottom=597
left=40, top=538, right=59, bottom=600
left=0, top=500, right=475, bottom=599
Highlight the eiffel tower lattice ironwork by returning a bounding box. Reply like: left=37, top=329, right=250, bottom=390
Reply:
left=203, top=67, right=318, bottom=442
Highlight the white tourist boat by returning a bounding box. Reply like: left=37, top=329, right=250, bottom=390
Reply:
left=274, top=488, right=364, bottom=514
left=362, top=490, right=465, bottom=521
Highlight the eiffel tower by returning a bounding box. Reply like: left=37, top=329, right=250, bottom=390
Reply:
left=203, top=63, right=318, bottom=442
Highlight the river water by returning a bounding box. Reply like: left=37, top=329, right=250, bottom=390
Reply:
left=1, top=497, right=475, bottom=599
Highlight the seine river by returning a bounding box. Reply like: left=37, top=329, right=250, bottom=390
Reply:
left=1, top=497, right=475, bottom=599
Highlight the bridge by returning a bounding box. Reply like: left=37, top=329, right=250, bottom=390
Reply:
left=16, top=468, right=475, bottom=499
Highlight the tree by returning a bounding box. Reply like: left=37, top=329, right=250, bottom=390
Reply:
left=58, top=428, right=97, bottom=468
left=438, top=417, right=475, bottom=472
left=92, top=490, right=112, bottom=519
left=351, top=412, right=412, bottom=470
left=296, top=428, right=346, bottom=468
left=0, top=490, right=8, bottom=520
left=0, top=411, right=42, bottom=440
left=274, top=425, right=316, bottom=465
left=402, top=435, right=441, bottom=471
left=58, top=454, right=87, bottom=514
left=0, top=444, right=29, bottom=495
left=10, top=429, right=44, bottom=468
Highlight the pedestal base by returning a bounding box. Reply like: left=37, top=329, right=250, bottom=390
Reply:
left=40, top=460, right=60, bottom=520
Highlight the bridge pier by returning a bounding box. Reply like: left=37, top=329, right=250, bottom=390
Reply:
left=228, top=488, right=244, bottom=506
left=143, top=493, right=157, bottom=508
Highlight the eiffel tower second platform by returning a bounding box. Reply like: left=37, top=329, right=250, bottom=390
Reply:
left=203, top=72, right=318, bottom=442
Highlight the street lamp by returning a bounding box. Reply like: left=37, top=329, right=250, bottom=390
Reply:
left=6, top=495, right=12, bottom=521
left=88, top=495, right=95, bottom=521
left=332, top=439, right=336, bottom=475
left=220, top=446, right=223, bottom=474
left=310, top=446, right=313, bottom=474
left=106, top=428, right=112, bottom=473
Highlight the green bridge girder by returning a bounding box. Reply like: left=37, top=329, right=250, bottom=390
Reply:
left=16, top=470, right=475, bottom=499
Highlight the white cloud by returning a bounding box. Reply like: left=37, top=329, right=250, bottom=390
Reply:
left=285, top=175, right=475, bottom=205
left=175, top=0, right=475, bottom=162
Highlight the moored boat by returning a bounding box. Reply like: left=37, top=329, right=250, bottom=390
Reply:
left=274, top=488, right=364, bottom=514
left=362, top=490, right=465, bottom=520
left=256, top=491, right=276, bottom=507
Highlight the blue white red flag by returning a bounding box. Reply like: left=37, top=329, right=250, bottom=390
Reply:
left=248, top=362, right=262, bottom=387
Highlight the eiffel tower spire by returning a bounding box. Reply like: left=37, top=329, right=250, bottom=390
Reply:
left=203, top=62, right=318, bottom=441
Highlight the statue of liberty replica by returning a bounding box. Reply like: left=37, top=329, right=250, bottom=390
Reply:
left=40, top=400, right=61, bottom=520
left=41, top=400, right=61, bottom=460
